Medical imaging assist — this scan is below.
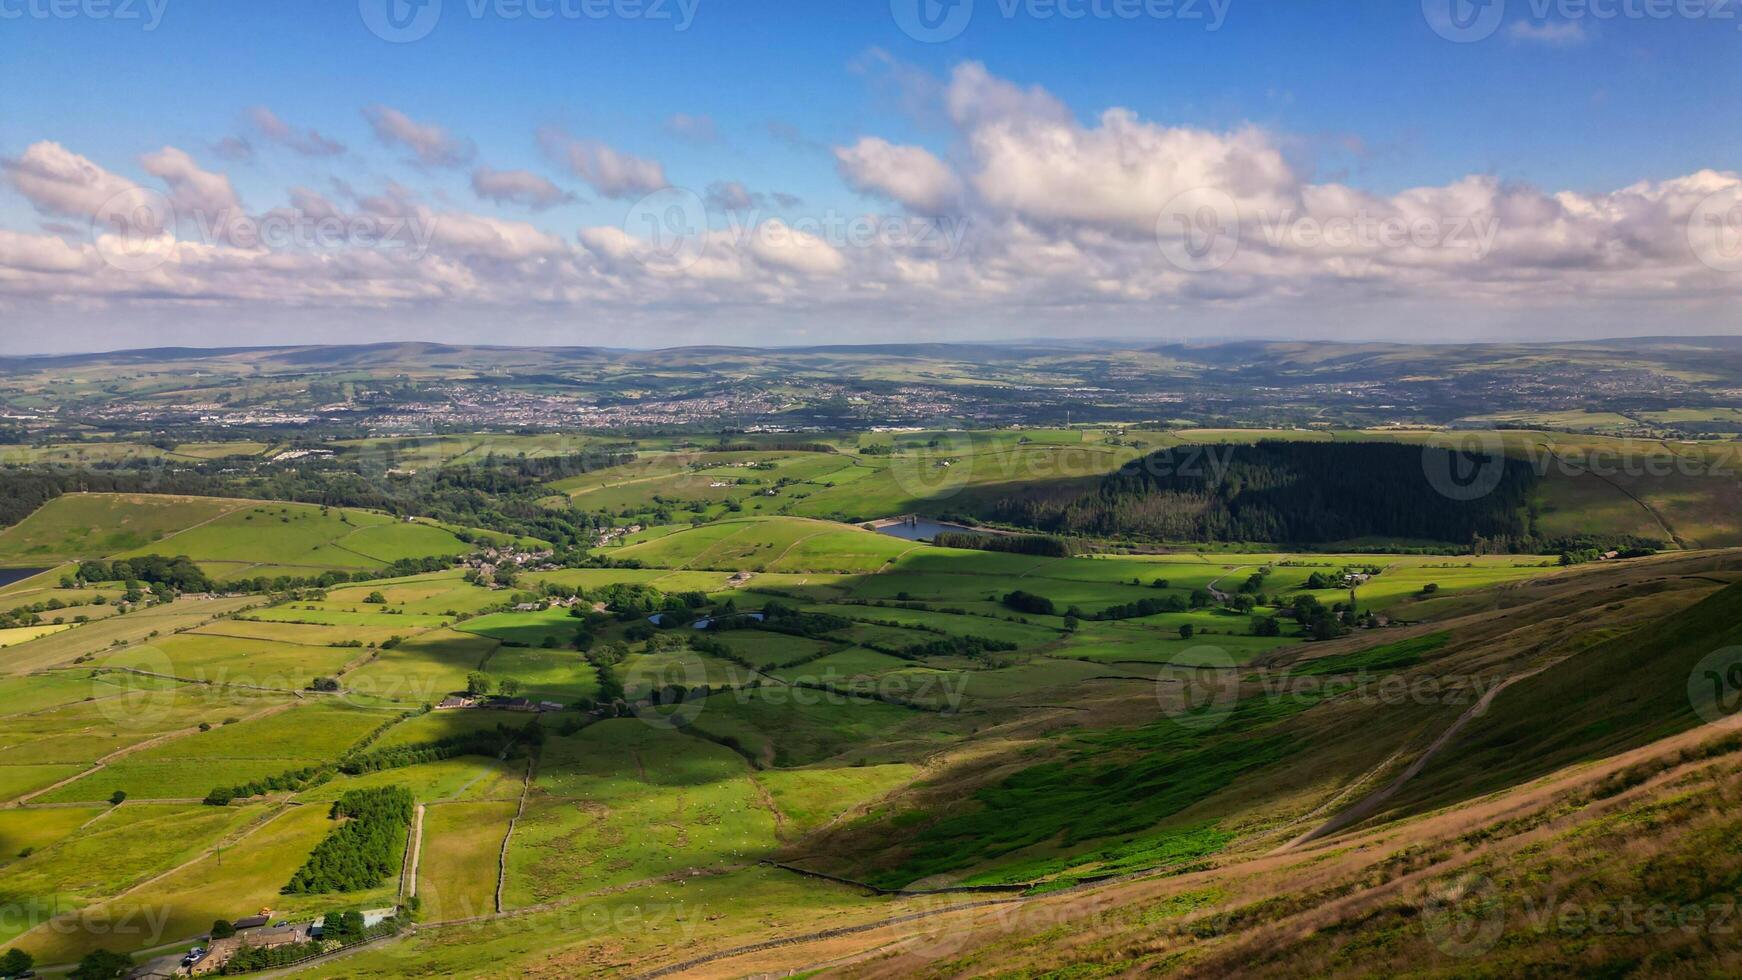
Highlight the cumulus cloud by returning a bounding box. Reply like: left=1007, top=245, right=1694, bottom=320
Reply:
left=363, top=105, right=475, bottom=168
left=140, top=147, right=242, bottom=218
left=2, top=142, right=147, bottom=226
left=470, top=167, right=575, bottom=211
left=834, top=137, right=962, bottom=214
left=747, top=218, right=846, bottom=275
left=249, top=106, right=346, bottom=157
left=538, top=128, right=667, bottom=199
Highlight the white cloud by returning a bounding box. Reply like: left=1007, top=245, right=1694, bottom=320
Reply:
left=834, top=137, right=962, bottom=214
left=363, top=105, right=475, bottom=168
left=470, top=167, right=575, bottom=211
left=747, top=218, right=846, bottom=276
left=2, top=142, right=149, bottom=227
left=538, top=128, right=667, bottom=200
left=248, top=106, right=346, bottom=157
left=140, top=146, right=242, bottom=218
left=2, top=70, right=1739, bottom=341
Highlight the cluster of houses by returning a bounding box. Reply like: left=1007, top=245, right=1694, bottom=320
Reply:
left=512, top=595, right=587, bottom=612
left=436, top=693, right=565, bottom=713
left=592, top=524, right=645, bottom=547
left=464, top=545, right=558, bottom=585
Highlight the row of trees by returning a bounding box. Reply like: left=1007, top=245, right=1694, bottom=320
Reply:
left=931, top=531, right=1075, bottom=557
left=283, top=786, right=416, bottom=894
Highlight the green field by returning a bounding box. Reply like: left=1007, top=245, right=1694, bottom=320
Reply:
left=607, top=517, right=919, bottom=573
left=418, top=801, right=516, bottom=921
left=505, top=721, right=777, bottom=905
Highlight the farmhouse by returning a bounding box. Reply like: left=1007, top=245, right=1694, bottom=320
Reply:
left=192, top=922, right=311, bottom=975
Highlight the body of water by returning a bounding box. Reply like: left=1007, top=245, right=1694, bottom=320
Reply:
left=871, top=519, right=986, bottom=542
left=0, top=568, right=46, bottom=589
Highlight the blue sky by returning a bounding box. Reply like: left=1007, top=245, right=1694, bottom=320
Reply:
left=0, top=0, right=1738, bottom=351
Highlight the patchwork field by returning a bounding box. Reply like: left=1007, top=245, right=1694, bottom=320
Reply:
left=0, top=428, right=1728, bottom=974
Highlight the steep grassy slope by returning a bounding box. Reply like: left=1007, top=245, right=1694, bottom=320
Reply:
left=1380, top=580, right=1742, bottom=820
left=0, top=493, right=483, bottom=579
left=0, top=494, right=243, bottom=564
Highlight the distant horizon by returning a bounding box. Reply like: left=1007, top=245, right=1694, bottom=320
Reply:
left=7, top=331, right=1742, bottom=361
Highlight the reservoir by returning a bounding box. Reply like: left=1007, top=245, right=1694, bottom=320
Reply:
left=0, top=568, right=46, bottom=589
left=869, top=518, right=987, bottom=542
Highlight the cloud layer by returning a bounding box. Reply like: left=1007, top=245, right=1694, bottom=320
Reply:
left=2, top=63, right=1739, bottom=345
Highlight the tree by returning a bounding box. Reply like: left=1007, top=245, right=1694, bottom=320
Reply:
left=1189, top=589, right=1215, bottom=609
left=311, top=676, right=341, bottom=692
left=497, top=678, right=522, bottom=697
left=1178, top=624, right=1195, bottom=640
left=70, top=949, right=132, bottom=979
left=210, top=919, right=237, bottom=939
left=465, top=672, right=494, bottom=695
left=1252, top=616, right=1282, bottom=637
left=1000, top=591, right=1056, bottom=616
left=108, top=790, right=127, bottom=806
left=364, top=591, right=388, bottom=604
left=1, top=948, right=33, bottom=978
